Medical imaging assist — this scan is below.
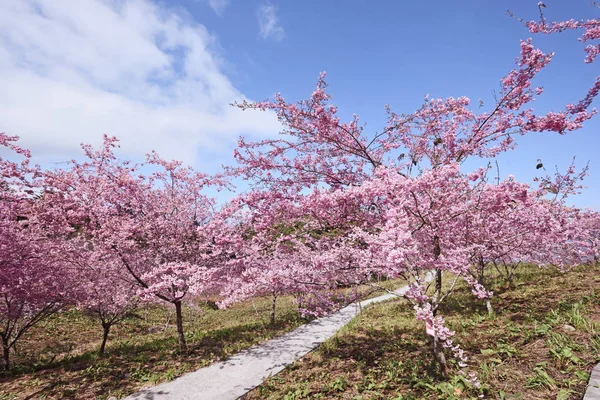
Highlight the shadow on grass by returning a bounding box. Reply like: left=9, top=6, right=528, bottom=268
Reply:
left=248, top=265, right=600, bottom=400
left=436, top=265, right=572, bottom=321
left=0, top=310, right=306, bottom=399
left=249, top=305, right=447, bottom=400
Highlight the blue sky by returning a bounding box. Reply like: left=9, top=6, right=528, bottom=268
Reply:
left=0, top=0, right=598, bottom=208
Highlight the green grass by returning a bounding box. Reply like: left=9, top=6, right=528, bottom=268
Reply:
left=0, top=279, right=406, bottom=399
left=244, top=264, right=600, bottom=399
left=0, top=295, right=305, bottom=399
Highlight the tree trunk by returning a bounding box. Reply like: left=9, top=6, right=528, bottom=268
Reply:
left=431, top=235, right=448, bottom=376
left=99, top=322, right=111, bottom=355
left=174, top=300, right=187, bottom=353
left=433, top=235, right=442, bottom=315
left=434, top=269, right=442, bottom=314
left=478, top=256, right=494, bottom=315
left=270, top=294, right=277, bottom=326
left=477, top=256, right=485, bottom=286
left=431, top=269, right=448, bottom=377
left=485, top=299, right=494, bottom=316
left=507, top=269, right=516, bottom=289
left=2, top=341, right=9, bottom=371
left=432, top=332, right=448, bottom=378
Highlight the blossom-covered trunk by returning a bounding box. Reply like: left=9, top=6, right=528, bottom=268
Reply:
left=432, top=236, right=448, bottom=377
left=174, top=300, right=187, bottom=353
left=485, top=298, right=493, bottom=316
left=478, top=256, right=494, bottom=315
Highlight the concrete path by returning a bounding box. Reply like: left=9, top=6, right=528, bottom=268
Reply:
left=584, top=363, right=600, bottom=400
left=124, top=285, right=410, bottom=400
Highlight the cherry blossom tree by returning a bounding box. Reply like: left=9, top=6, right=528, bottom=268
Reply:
left=0, top=133, right=71, bottom=370
left=216, top=186, right=384, bottom=321
left=228, top=5, right=599, bottom=376
left=69, top=251, right=138, bottom=355
left=574, top=209, right=600, bottom=266
left=46, top=137, right=226, bottom=353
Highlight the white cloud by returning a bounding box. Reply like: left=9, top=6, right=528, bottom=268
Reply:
left=208, top=0, right=229, bottom=16
left=0, top=0, right=280, bottom=170
left=257, top=3, right=284, bottom=41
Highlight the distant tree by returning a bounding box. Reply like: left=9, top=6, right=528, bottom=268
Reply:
left=71, top=252, right=138, bottom=355
left=47, top=137, right=226, bottom=353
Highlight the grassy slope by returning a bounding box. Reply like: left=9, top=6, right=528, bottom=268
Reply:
left=0, top=279, right=403, bottom=399
left=244, top=264, right=600, bottom=400
left=0, top=295, right=304, bottom=399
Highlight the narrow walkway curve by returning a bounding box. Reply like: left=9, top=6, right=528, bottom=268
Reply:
left=124, top=285, right=411, bottom=400
left=584, top=363, right=600, bottom=400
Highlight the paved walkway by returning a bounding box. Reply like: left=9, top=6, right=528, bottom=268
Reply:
left=584, top=363, right=600, bottom=400
left=124, top=285, right=410, bottom=400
